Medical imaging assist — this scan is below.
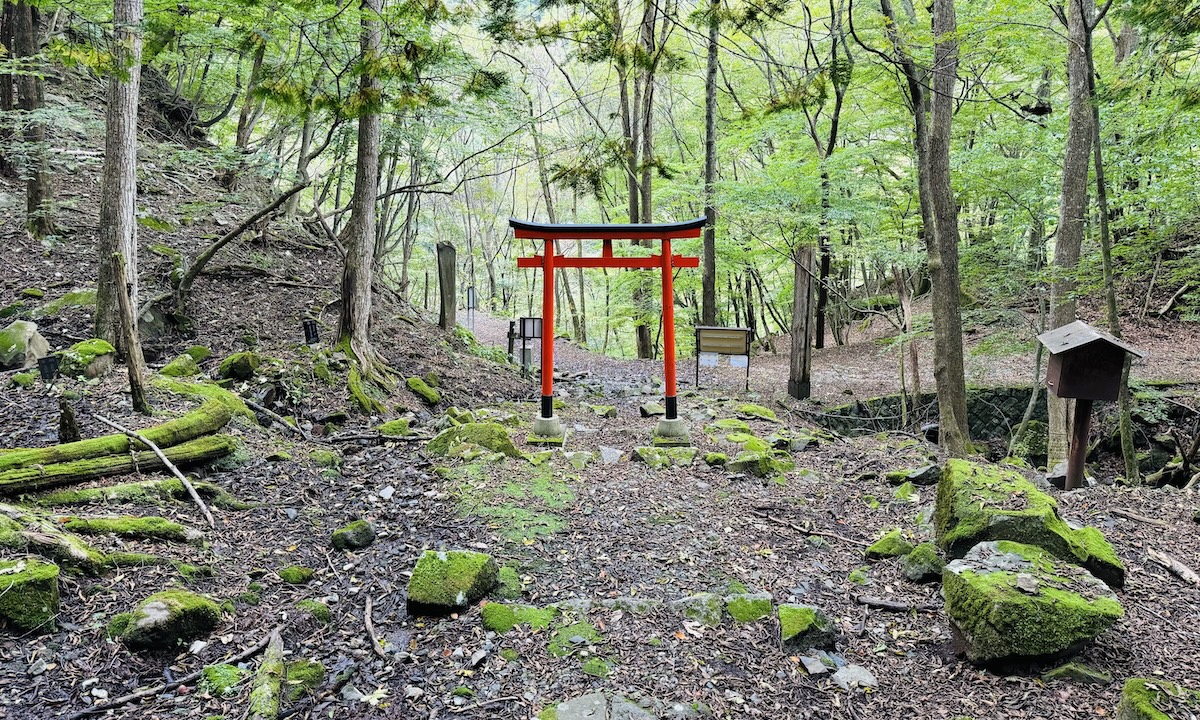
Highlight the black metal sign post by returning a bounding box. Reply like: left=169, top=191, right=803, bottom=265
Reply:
left=518, top=316, right=542, bottom=380
left=694, top=326, right=752, bottom=391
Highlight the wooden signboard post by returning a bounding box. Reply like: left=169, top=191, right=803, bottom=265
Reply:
left=512, top=217, right=704, bottom=443
left=1037, top=320, right=1145, bottom=490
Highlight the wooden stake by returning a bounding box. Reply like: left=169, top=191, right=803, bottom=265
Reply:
left=95, top=414, right=215, bottom=528
left=58, top=397, right=81, bottom=443
left=1065, top=398, right=1093, bottom=490
left=112, top=252, right=151, bottom=414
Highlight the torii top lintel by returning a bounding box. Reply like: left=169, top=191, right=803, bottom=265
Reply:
left=511, top=217, right=704, bottom=269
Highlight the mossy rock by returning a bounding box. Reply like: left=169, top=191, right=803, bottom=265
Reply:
left=0, top=319, right=49, bottom=370
left=589, top=405, right=617, bottom=419
left=943, top=541, right=1123, bottom=664
left=885, top=464, right=941, bottom=486
left=201, top=664, right=249, bottom=697
left=284, top=659, right=325, bottom=702
left=1041, top=662, right=1112, bottom=685
left=117, top=590, right=223, bottom=649
left=1117, top=678, right=1200, bottom=720
left=406, top=549, right=498, bottom=614
left=278, top=565, right=314, bottom=585
left=865, top=528, right=914, bottom=560
left=778, top=604, right=837, bottom=649
left=548, top=621, right=603, bottom=657
left=62, top=515, right=201, bottom=543
left=330, top=520, right=375, bottom=550
left=308, top=449, right=341, bottom=468
left=935, top=459, right=1125, bottom=588
left=377, top=418, right=411, bottom=437
left=707, top=418, right=751, bottom=432
left=295, top=599, right=331, bottom=624
left=32, top=288, right=96, bottom=318
left=0, top=558, right=59, bottom=632
left=0, top=301, right=24, bottom=320
left=423, top=371, right=441, bottom=388
left=11, top=372, right=35, bottom=389
left=496, top=566, right=522, bottom=600
left=632, top=446, right=697, bottom=469
left=20, top=288, right=44, bottom=299
left=565, top=451, right=594, bottom=470
left=406, top=376, right=442, bottom=405
left=901, top=543, right=945, bottom=583
left=893, top=481, right=919, bottom=503
left=58, top=338, right=116, bottom=378
left=736, top=403, right=779, bottom=422
left=218, top=352, right=264, bottom=380
left=727, top=450, right=794, bottom=478
left=704, top=452, right=728, bottom=467
left=427, top=423, right=521, bottom=458
left=480, top=602, right=558, bottom=633
left=184, top=345, right=213, bottom=362
left=725, top=592, right=772, bottom=623
left=639, top=402, right=666, bottom=418
left=161, top=353, right=201, bottom=378
left=670, top=593, right=724, bottom=626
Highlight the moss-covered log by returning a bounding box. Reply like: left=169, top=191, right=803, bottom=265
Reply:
left=248, top=629, right=285, bottom=720
left=60, top=515, right=203, bottom=544
left=35, top=477, right=251, bottom=510
left=0, top=435, right=238, bottom=494
left=0, top=400, right=232, bottom=474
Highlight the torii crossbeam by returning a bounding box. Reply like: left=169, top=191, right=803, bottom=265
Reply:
left=512, top=217, right=705, bottom=441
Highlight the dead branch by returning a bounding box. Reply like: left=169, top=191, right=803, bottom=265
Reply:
left=1147, top=548, right=1200, bottom=587
left=94, top=415, right=215, bottom=528
left=748, top=509, right=869, bottom=546
left=856, top=595, right=940, bottom=612
left=364, top=595, right=387, bottom=659
left=1158, top=283, right=1191, bottom=316
left=448, top=697, right=523, bottom=714
left=243, top=398, right=315, bottom=443
left=1110, top=507, right=1170, bottom=528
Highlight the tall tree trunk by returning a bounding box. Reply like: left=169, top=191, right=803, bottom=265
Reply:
left=928, top=0, right=970, bottom=456
left=13, top=1, right=53, bottom=237
left=788, top=246, right=815, bottom=398
left=337, top=0, right=381, bottom=363
left=1048, top=0, right=1095, bottom=471
left=0, top=3, right=17, bottom=178
left=701, top=0, right=718, bottom=326
left=95, top=0, right=143, bottom=345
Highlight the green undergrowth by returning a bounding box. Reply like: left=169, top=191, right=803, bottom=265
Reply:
left=451, top=461, right=575, bottom=542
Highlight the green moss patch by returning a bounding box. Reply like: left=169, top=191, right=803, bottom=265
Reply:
left=218, top=352, right=264, bottom=380
left=1041, top=662, right=1111, bottom=685
left=727, top=450, right=794, bottom=478
left=284, top=660, right=325, bottom=702
left=725, top=592, right=773, bottom=622
left=496, top=566, right=522, bottom=599
left=407, top=376, right=442, bottom=405
left=736, top=403, right=779, bottom=422
left=152, top=375, right=253, bottom=419
left=62, top=515, right=200, bottom=544
left=935, top=459, right=1124, bottom=588
left=11, top=372, right=35, bottom=389
left=308, top=449, right=341, bottom=468
left=481, top=602, right=558, bottom=633
left=548, top=621, right=603, bottom=657
left=1117, top=678, right=1200, bottom=720
left=581, top=657, right=613, bottom=678
left=201, top=664, right=249, bottom=697
left=377, top=418, right=412, bottom=437
left=296, top=600, right=331, bottom=624
left=58, top=338, right=115, bottom=378
left=671, top=593, right=724, bottom=626
left=704, top=452, right=728, bottom=466
left=278, top=565, right=314, bottom=584
left=33, top=288, right=96, bottom=318
left=407, top=549, right=498, bottom=614
left=632, top=446, right=697, bottom=469
left=161, top=353, right=201, bottom=378
left=185, top=346, right=212, bottom=362
left=901, top=543, right=945, bottom=583
left=0, top=558, right=60, bottom=632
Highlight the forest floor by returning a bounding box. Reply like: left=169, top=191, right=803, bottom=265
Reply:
left=1, top=74, right=1199, bottom=720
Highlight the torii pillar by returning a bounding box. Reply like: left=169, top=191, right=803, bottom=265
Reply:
left=513, top=218, right=705, bottom=442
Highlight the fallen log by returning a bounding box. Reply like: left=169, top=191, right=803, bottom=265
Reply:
left=0, top=435, right=238, bottom=493
left=0, top=503, right=172, bottom=574
left=0, top=399, right=231, bottom=473
left=248, top=629, right=286, bottom=720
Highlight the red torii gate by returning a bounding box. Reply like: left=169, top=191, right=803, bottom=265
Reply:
left=512, top=217, right=705, bottom=440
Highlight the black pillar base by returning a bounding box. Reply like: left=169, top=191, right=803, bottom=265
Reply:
left=788, top=378, right=811, bottom=400
left=541, top=395, right=554, bottom=419
left=665, top=396, right=677, bottom=420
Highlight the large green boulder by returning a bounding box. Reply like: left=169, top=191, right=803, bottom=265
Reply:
left=1117, top=678, right=1200, bottom=720
left=943, top=541, right=1122, bottom=665
left=0, top=558, right=59, bottom=632
left=406, top=549, right=498, bottom=614
left=218, top=351, right=264, bottom=380
left=0, top=320, right=49, bottom=370
left=58, top=338, right=116, bottom=378
left=935, top=459, right=1124, bottom=588
left=112, top=590, right=223, bottom=649
left=426, top=423, right=521, bottom=458
left=161, top=353, right=201, bottom=378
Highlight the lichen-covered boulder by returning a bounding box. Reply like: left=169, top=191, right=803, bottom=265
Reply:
left=0, top=558, right=59, bottom=632
left=330, top=520, right=375, bottom=550
left=943, top=541, right=1123, bottom=665
left=901, top=543, right=945, bottom=583
left=426, top=422, right=521, bottom=458
left=778, top=604, right=837, bottom=649
left=935, top=459, right=1125, bottom=588
left=0, top=320, right=49, bottom=370
left=160, top=353, right=201, bottom=378
left=632, top=446, right=697, bottom=469
left=406, top=376, right=441, bottom=405
left=1117, top=678, right=1200, bottom=720
left=406, top=549, right=498, bottom=614
left=218, top=351, right=263, bottom=380
left=727, top=450, right=795, bottom=478
left=865, top=528, right=914, bottom=560
left=113, top=590, right=223, bottom=649
left=58, top=338, right=116, bottom=378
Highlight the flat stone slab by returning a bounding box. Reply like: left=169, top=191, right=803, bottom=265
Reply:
left=944, top=540, right=1123, bottom=665
left=552, top=692, right=658, bottom=720
left=833, top=664, right=878, bottom=692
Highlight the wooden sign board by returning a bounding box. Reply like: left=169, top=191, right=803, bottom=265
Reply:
left=695, top=326, right=751, bottom=356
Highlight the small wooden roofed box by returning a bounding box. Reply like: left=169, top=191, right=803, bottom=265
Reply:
left=1037, top=320, right=1145, bottom=402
